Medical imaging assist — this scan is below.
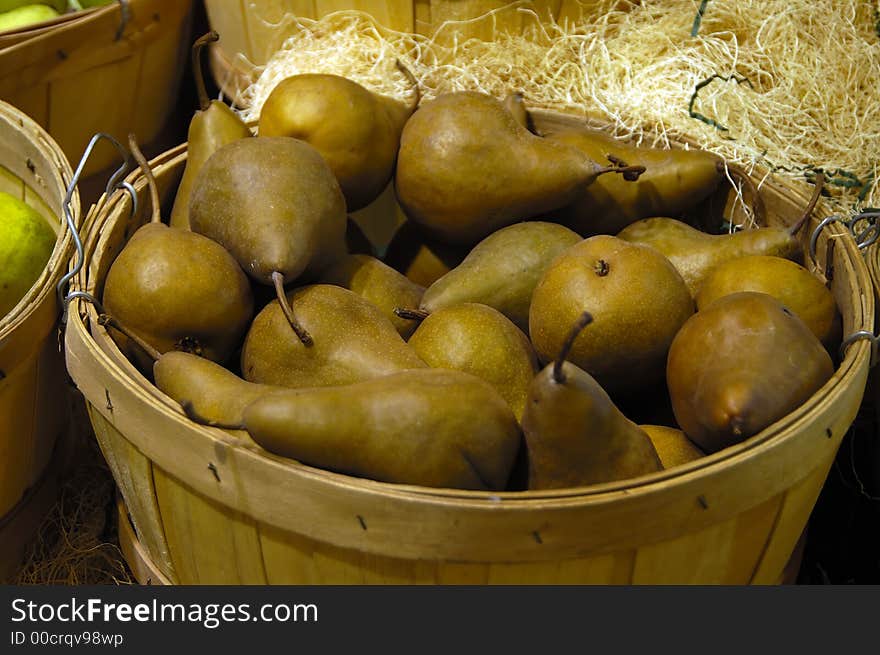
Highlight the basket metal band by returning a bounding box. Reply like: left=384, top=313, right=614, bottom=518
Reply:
left=57, top=133, right=136, bottom=324
left=809, top=211, right=880, bottom=264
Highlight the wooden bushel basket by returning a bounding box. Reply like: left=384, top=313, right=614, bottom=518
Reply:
left=203, top=0, right=611, bottom=105
left=65, top=113, right=874, bottom=585
left=0, top=100, right=78, bottom=580
left=0, top=0, right=193, bottom=179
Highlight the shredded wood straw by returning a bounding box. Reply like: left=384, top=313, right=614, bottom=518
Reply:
left=239, top=0, right=880, bottom=214
left=14, top=396, right=133, bottom=585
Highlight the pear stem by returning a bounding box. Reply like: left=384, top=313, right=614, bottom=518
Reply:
left=97, top=313, right=162, bottom=363
left=394, top=307, right=430, bottom=321
left=192, top=31, right=219, bottom=112
left=395, top=59, right=421, bottom=112
left=128, top=134, right=162, bottom=225
left=596, top=163, right=646, bottom=182
left=788, top=171, right=825, bottom=237
left=552, top=311, right=594, bottom=385
left=271, top=271, right=313, bottom=346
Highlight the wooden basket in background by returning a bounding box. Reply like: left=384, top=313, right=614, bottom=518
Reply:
left=63, top=109, right=874, bottom=584
left=202, top=0, right=610, bottom=106
left=0, top=0, right=193, bottom=179
left=0, top=100, right=79, bottom=581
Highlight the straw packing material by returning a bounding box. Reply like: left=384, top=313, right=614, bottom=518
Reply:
left=239, top=0, right=880, bottom=212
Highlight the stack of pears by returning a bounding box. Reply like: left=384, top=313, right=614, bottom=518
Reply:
left=99, top=61, right=841, bottom=493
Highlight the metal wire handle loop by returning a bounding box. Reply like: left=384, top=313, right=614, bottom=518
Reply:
left=839, top=330, right=879, bottom=367
left=56, top=133, right=135, bottom=320
left=64, top=291, right=106, bottom=317
left=847, top=211, right=880, bottom=251
left=808, top=214, right=845, bottom=265
left=114, top=0, right=131, bottom=42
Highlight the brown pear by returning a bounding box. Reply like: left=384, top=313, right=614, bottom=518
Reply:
left=410, top=221, right=582, bottom=334
left=529, top=235, right=694, bottom=398
left=543, top=125, right=724, bottom=235
left=320, top=253, right=425, bottom=338
left=258, top=63, right=419, bottom=212
left=102, top=136, right=254, bottom=369
left=522, top=312, right=663, bottom=490
left=243, top=368, right=522, bottom=490
left=153, top=350, right=282, bottom=430
left=617, top=217, right=804, bottom=297
left=407, top=303, right=539, bottom=421
left=639, top=425, right=705, bottom=469
left=189, top=136, right=347, bottom=345
left=169, top=31, right=252, bottom=230
left=241, top=284, right=426, bottom=389
left=394, top=91, right=645, bottom=245
left=695, top=254, right=841, bottom=349
left=667, top=291, right=834, bottom=453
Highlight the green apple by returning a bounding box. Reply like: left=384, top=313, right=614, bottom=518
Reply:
left=0, top=191, right=56, bottom=319
left=0, top=4, right=60, bottom=32
left=0, top=0, right=64, bottom=12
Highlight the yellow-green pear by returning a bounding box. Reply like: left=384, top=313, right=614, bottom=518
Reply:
left=0, top=191, right=55, bottom=318
left=243, top=368, right=522, bottom=490
left=407, top=303, right=539, bottom=421
left=522, top=312, right=663, bottom=490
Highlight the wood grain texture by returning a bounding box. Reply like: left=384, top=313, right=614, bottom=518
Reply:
left=88, top=407, right=177, bottom=583
left=203, top=0, right=603, bottom=71
left=0, top=101, right=76, bottom=534
left=0, top=0, right=192, bottom=177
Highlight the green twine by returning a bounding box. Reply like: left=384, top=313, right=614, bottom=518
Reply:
left=691, top=0, right=711, bottom=37
left=771, top=165, right=876, bottom=201
left=688, top=73, right=754, bottom=132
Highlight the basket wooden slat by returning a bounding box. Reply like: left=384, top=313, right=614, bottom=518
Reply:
left=0, top=0, right=192, bottom=177
left=202, top=0, right=611, bottom=104
left=64, top=108, right=873, bottom=584
left=0, top=100, right=77, bottom=575
left=0, top=6, right=99, bottom=49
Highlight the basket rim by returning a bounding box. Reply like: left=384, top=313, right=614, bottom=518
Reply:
left=65, top=126, right=875, bottom=509
left=0, top=100, right=78, bottom=341
left=0, top=5, right=97, bottom=42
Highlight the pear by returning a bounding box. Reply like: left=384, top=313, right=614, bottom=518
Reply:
left=189, top=136, right=347, bottom=345
left=522, top=312, right=663, bottom=490
left=154, top=350, right=281, bottom=429
left=241, top=284, right=426, bottom=389
left=529, top=235, right=694, bottom=399
left=407, top=303, right=539, bottom=421
left=639, top=425, right=705, bottom=469
left=99, top=316, right=276, bottom=429
left=102, top=136, right=254, bottom=369
left=404, top=221, right=582, bottom=334
left=617, top=217, right=804, bottom=297
left=169, top=31, right=252, bottom=230
left=667, top=291, right=834, bottom=453
left=383, top=220, right=468, bottom=287
left=258, top=62, right=419, bottom=212
left=0, top=191, right=55, bottom=318
left=542, top=126, right=724, bottom=236
left=243, top=368, right=522, bottom=490
left=394, top=91, right=645, bottom=245
left=695, top=254, right=841, bottom=350
left=0, top=4, right=58, bottom=32
left=320, top=253, right=425, bottom=338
